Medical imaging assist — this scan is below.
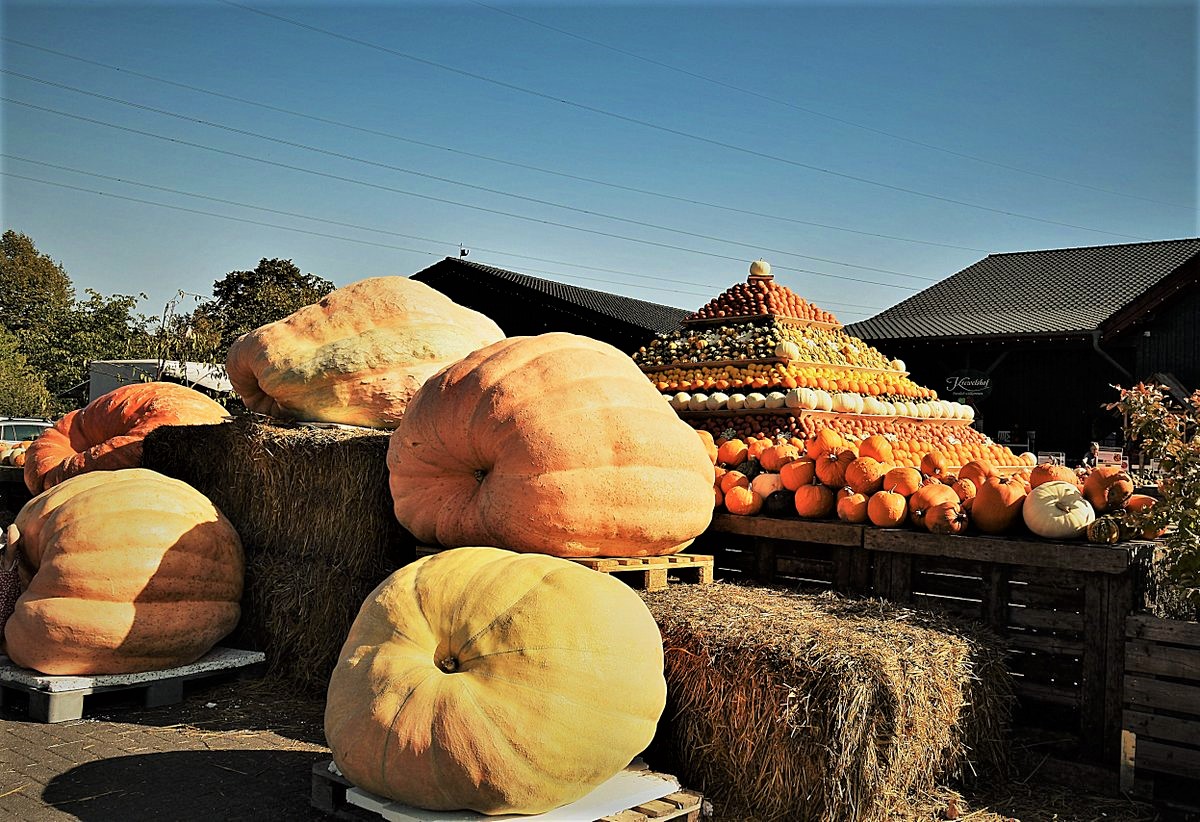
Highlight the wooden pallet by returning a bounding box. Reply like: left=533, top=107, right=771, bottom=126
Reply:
left=1120, top=614, right=1200, bottom=809
left=311, top=760, right=702, bottom=821
left=0, top=647, right=266, bottom=723
left=414, top=547, right=714, bottom=593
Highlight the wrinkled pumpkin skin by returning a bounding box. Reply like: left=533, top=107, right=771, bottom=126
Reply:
left=324, top=547, right=666, bottom=815
left=4, top=469, right=244, bottom=675
left=226, top=277, right=504, bottom=428
left=387, top=333, right=714, bottom=557
left=24, top=382, right=228, bottom=494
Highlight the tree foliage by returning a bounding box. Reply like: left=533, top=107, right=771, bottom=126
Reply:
left=0, top=326, right=52, bottom=417
left=1108, top=383, right=1200, bottom=610
left=193, top=258, right=333, bottom=354
left=1, top=230, right=154, bottom=416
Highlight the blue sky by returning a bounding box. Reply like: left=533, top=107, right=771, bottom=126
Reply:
left=2, top=0, right=1196, bottom=327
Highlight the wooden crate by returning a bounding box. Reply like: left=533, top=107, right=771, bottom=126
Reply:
left=693, top=516, right=868, bottom=592
left=311, top=760, right=702, bottom=821
left=1121, top=614, right=1200, bottom=807
left=414, top=546, right=712, bottom=593
left=704, top=514, right=1158, bottom=766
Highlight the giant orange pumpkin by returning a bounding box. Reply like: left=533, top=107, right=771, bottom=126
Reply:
left=24, top=382, right=229, bottom=494
left=226, top=276, right=504, bottom=428
left=387, top=333, right=713, bottom=557
left=4, top=469, right=244, bottom=675
left=324, top=547, right=665, bottom=815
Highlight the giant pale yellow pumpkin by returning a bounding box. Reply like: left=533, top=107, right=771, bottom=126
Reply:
left=226, top=276, right=504, bottom=428
left=4, top=469, right=244, bottom=675
left=387, top=333, right=714, bottom=557
left=324, top=547, right=666, bottom=815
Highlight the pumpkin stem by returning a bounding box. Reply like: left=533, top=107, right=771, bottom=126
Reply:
left=473, top=468, right=487, bottom=483
left=437, top=654, right=459, bottom=673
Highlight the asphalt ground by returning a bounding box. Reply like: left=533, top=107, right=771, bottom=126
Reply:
left=0, top=675, right=332, bottom=821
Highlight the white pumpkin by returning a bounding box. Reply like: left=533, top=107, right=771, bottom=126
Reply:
left=962, top=404, right=976, bottom=421
left=861, top=396, right=882, bottom=416
left=928, top=401, right=944, bottom=419
left=784, top=388, right=804, bottom=409
left=1023, top=481, right=1096, bottom=539
left=915, top=402, right=931, bottom=419
left=745, top=392, right=767, bottom=410
left=750, top=472, right=784, bottom=498
left=688, top=393, right=709, bottom=412
left=750, top=259, right=771, bottom=277
left=813, top=390, right=833, bottom=412
left=891, top=359, right=906, bottom=372
left=774, top=340, right=801, bottom=361
left=670, top=392, right=691, bottom=411
left=727, top=393, right=746, bottom=411
left=765, top=391, right=786, bottom=409
left=706, top=392, right=729, bottom=411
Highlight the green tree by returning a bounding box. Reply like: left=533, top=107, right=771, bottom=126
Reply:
left=0, top=229, right=74, bottom=336
left=0, top=326, right=52, bottom=417
left=1, top=230, right=154, bottom=415
left=193, top=258, right=333, bottom=354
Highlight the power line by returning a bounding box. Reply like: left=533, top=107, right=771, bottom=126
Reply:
left=218, top=0, right=1155, bottom=242
left=0, top=154, right=715, bottom=300
left=469, top=0, right=1197, bottom=213
left=0, top=37, right=990, bottom=254
left=3, top=69, right=934, bottom=281
left=3, top=95, right=925, bottom=292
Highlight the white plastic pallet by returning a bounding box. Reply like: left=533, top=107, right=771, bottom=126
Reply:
left=0, top=647, right=266, bottom=722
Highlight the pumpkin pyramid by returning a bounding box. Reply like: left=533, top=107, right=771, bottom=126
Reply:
left=633, top=262, right=1027, bottom=470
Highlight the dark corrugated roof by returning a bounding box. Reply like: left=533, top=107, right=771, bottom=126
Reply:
left=411, top=257, right=688, bottom=337
left=846, top=238, right=1200, bottom=342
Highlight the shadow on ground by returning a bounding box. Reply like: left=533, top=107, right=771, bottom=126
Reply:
left=43, top=749, right=329, bottom=821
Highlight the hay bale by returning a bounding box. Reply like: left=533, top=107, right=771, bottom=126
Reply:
left=143, top=418, right=413, bottom=694
left=641, top=583, right=1012, bottom=822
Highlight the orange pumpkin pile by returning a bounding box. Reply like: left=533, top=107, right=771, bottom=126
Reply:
left=637, top=262, right=1027, bottom=471
left=704, top=427, right=1158, bottom=545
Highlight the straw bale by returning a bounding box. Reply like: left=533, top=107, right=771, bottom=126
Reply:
left=641, top=582, right=1012, bottom=822
left=143, top=417, right=413, bottom=693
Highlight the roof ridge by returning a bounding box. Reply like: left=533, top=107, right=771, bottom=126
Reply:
left=984, top=237, right=1200, bottom=259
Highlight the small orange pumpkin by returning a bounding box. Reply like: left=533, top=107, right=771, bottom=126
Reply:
left=805, top=429, right=844, bottom=460
left=836, top=491, right=869, bottom=523
left=719, top=471, right=750, bottom=495
left=951, top=477, right=978, bottom=510
left=868, top=490, right=908, bottom=528
left=1029, top=463, right=1079, bottom=489
left=780, top=458, right=817, bottom=491
left=759, top=443, right=799, bottom=473
left=883, top=466, right=922, bottom=497
left=794, top=484, right=835, bottom=519
left=858, top=434, right=894, bottom=464
left=925, top=501, right=968, bottom=535
left=815, top=447, right=856, bottom=488
left=919, top=451, right=950, bottom=478
left=909, top=483, right=959, bottom=528
left=845, top=457, right=887, bottom=496
left=972, top=476, right=1027, bottom=534
left=1082, top=466, right=1134, bottom=513
left=724, top=486, right=763, bottom=516
left=958, top=460, right=998, bottom=491
left=717, top=438, right=749, bottom=467
left=1123, top=493, right=1166, bottom=538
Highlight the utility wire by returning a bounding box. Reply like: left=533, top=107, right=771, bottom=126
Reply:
left=0, top=37, right=990, bottom=254
left=6, top=165, right=879, bottom=313
left=3, top=96, right=925, bottom=292
left=3, top=69, right=932, bottom=281
left=218, top=0, right=1154, bottom=242
left=1, top=153, right=736, bottom=301
left=469, top=0, right=1197, bottom=213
